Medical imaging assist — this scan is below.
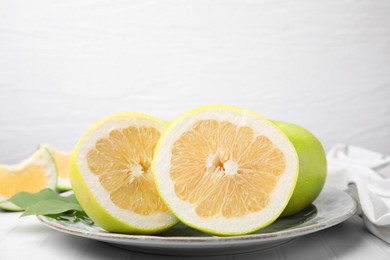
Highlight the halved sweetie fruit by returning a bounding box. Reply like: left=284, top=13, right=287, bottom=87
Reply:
left=69, top=113, right=178, bottom=234
left=0, top=146, right=57, bottom=211
left=153, top=106, right=299, bottom=235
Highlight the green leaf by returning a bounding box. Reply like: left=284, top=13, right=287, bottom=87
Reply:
left=46, top=210, right=94, bottom=226
left=61, top=194, right=79, bottom=204
left=7, top=189, right=59, bottom=209
left=5, top=188, right=85, bottom=217
left=21, top=200, right=83, bottom=217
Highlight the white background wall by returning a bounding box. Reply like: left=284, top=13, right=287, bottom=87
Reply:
left=1, top=0, right=389, bottom=163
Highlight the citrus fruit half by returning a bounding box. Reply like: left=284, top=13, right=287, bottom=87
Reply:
left=40, top=144, right=72, bottom=191
left=69, top=113, right=178, bottom=234
left=153, top=106, right=299, bottom=235
left=273, top=121, right=327, bottom=217
left=0, top=146, right=57, bottom=211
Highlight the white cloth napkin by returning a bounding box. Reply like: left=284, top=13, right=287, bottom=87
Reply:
left=326, top=144, right=390, bottom=244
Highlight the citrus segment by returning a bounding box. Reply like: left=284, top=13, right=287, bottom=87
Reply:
left=170, top=120, right=286, bottom=218
left=86, top=126, right=167, bottom=215
left=0, top=147, right=57, bottom=211
left=40, top=144, right=72, bottom=191
left=153, top=106, right=299, bottom=235
left=0, top=165, right=47, bottom=198
left=70, top=113, right=178, bottom=234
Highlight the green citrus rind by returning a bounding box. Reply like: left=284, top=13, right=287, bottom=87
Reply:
left=272, top=121, right=327, bottom=217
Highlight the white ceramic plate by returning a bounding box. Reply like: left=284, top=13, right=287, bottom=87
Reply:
left=37, top=187, right=356, bottom=256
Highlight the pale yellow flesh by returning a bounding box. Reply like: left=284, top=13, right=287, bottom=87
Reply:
left=50, top=150, right=70, bottom=180
left=170, top=120, right=286, bottom=218
left=86, top=126, right=168, bottom=215
left=0, top=165, right=47, bottom=198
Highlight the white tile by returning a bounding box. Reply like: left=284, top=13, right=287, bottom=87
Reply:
left=78, top=241, right=130, bottom=260
left=331, top=246, right=385, bottom=260
left=361, top=232, right=390, bottom=259
left=321, top=216, right=370, bottom=247
left=279, top=234, right=334, bottom=260
left=0, top=212, right=23, bottom=234
left=235, top=249, right=279, bottom=260
left=0, top=222, right=51, bottom=250
left=32, top=233, right=90, bottom=260
left=132, top=252, right=183, bottom=260
left=0, top=250, right=37, bottom=260
left=38, top=232, right=89, bottom=250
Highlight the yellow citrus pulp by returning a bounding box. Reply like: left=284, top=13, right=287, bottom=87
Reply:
left=153, top=106, right=299, bottom=235
left=0, top=146, right=57, bottom=211
left=69, top=113, right=178, bottom=234
left=41, top=144, right=72, bottom=191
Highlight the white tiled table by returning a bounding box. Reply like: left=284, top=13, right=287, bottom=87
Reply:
left=1, top=212, right=389, bottom=260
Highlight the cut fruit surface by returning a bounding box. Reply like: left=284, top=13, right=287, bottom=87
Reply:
left=40, top=144, right=72, bottom=191
left=153, top=106, right=299, bottom=235
left=70, top=113, right=178, bottom=234
left=0, top=147, right=57, bottom=211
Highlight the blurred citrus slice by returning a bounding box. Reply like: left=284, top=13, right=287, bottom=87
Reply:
left=153, top=106, right=299, bottom=235
left=70, top=113, right=178, bottom=234
left=40, top=144, right=72, bottom=191
left=0, top=146, right=57, bottom=211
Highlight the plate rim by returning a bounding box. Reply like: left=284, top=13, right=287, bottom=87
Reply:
left=36, top=187, right=357, bottom=244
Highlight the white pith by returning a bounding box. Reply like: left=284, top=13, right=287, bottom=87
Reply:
left=76, top=115, right=177, bottom=230
left=57, top=177, right=72, bottom=190
left=223, top=160, right=239, bottom=175
left=129, top=164, right=144, bottom=177
left=153, top=108, right=298, bottom=234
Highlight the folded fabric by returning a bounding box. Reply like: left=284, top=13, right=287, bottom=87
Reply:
left=326, top=144, right=390, bottom=244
